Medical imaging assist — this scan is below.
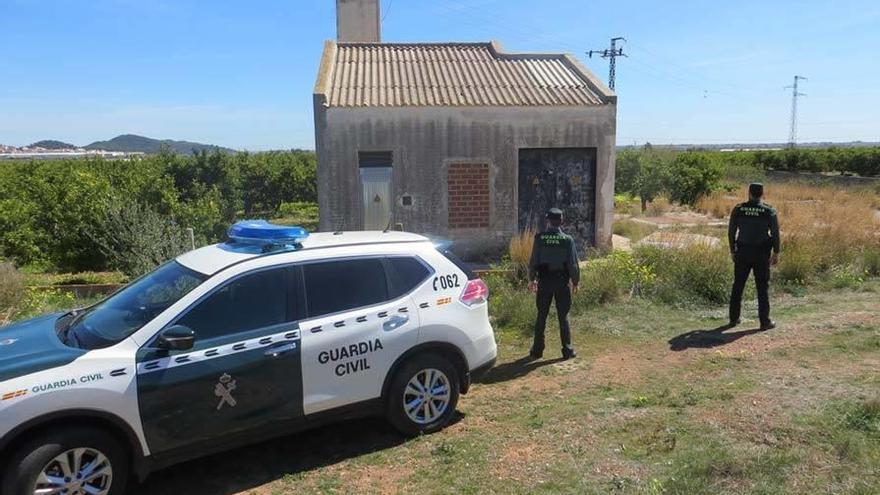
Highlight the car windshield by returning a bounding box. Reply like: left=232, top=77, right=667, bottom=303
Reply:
left=64, top=261, right=207, bottom=350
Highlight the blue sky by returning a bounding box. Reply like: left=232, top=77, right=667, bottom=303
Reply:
left=1, top=0, right=878, bottom=150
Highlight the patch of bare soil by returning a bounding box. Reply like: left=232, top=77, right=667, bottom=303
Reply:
left=491, top=441, right=552, bottom=482
left=631, top=211, right=727, bottom=228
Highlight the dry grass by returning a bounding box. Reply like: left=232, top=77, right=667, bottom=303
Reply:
left=508, top=229, right=535, bottom=278
left=697, top=183, right=880, bottom=282
left=0, top=262, right=24, bottom=320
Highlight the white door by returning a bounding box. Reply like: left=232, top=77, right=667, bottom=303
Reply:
left=298, top=257, right=419, bottom=414
left=360, top=167, right=392, bottom=230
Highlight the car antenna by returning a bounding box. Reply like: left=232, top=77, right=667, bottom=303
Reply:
left=333, top=217, right=345, bottom=235
left=383, top=214, right=394, bottom=233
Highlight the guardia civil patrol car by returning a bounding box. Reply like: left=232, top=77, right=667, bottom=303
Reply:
left=0, top=222, right=496, bottom=495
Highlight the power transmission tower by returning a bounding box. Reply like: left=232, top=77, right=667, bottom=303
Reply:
left=785, top=75, right=807, bottom=148
left=588, top=37, right=626, bottom=90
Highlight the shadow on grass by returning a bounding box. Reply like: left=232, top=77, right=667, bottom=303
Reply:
left=134, top=413, right=463, bottom=495
left=477, top=356, right=566, bottom=385
left=668, top=325, right=767, bottom=351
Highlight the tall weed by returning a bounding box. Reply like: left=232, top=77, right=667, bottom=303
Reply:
left=697, top=183, right=880, bottom=279
left=508, top=230, right=535, bottom=280
left=635, top=244, right=732, bottom=306
left=575, top=251, right=655, bottom=310
left=0, top=262, right=24, bottom=321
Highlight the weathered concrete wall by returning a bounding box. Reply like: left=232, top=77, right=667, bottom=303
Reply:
left=314, top=104, right=617, bottom=258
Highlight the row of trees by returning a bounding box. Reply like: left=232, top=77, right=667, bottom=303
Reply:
left=743, top=147, right=880, bottom=176
left=0, top=150, right=317, bottom=274
left=616, top=146, right=880, bottom=211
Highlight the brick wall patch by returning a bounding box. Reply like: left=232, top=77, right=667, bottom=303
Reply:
left=448, top=163, right=490, bottom=229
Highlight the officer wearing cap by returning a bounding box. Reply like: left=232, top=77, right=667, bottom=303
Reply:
left=728, top=183, right=781, bottom=330
left=528, top=208, right=580, bottom=360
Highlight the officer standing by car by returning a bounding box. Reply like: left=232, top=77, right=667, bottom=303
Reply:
left=728, top=183, right=780, bottom=330
left=528, top=208, right=579, bottom=360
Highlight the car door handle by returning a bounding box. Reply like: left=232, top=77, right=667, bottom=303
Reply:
left=383, top=314, right=409, bottom=332
left=264, top=341, right=298, bottom=358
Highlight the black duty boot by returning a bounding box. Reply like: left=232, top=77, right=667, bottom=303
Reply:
left=562, top=347, right=577, bottom=360
left=726, top=319, right=742, bottom=329
left=760, top=320, right=776, bottom=331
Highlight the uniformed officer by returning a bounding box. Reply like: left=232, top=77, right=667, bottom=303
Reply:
left=728, top=183, right=781, bottom=330
left=528, top=208, right=580, bottom=360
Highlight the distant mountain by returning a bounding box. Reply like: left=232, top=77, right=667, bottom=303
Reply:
left=29, top=140, right=77, bottom=150
left=84, top=134, right=235, bottom=155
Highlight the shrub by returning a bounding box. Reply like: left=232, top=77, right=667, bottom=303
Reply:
left=576, top=259, right=625, bottom=307
left=775, top=242, right=817, bottom=285
left=485, top=273, right=533, bottom=335
left=574, top=251, right=655, bottom=310
left=858, top=246, right=880, bottom=277
left=634, top=244, right=732, bottom=306
left=665, top=153, right=723, bottom=206
left=827, top=264, right=867, bottom=289
left=0, top=262, right=24, bottom=319
left=87, top=201, right=192, bottom=277
left=12, top=287, right=79, bottom=322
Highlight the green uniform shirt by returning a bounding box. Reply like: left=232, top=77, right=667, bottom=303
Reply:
left=728, top=199, right=781, bottom=254
left=528, top=227, right=580, bottom=285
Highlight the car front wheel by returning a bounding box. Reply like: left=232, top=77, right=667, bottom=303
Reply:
left=387, top=353, right=460, bottom=436
left=1, top=427, right=128, bottom=495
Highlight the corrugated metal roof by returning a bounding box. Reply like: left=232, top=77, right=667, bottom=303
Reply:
left=323, top=42, right=607, bottom=108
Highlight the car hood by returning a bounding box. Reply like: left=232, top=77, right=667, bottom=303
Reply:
left=0, top=313, right=87, bottom=383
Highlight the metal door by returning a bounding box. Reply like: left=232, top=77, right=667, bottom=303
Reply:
left=360, top=167, right=392, bottom=230
left=518, top=148, right=597, bottom=250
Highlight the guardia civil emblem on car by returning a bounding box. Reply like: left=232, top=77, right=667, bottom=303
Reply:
left=0, top=222, right=496, bottom=494
left=214, top=373, right=237, bottom=410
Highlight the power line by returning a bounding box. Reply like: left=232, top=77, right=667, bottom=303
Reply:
left=382, top=0, right=394, bottom=23
left=785, top=75, right=807, bottom=147
left=588, top=37, right=626, bottom=90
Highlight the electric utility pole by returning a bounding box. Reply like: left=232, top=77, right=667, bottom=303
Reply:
left=588, top=37, right=626, bottom=90
left=785, top=75, right=807, bottom=148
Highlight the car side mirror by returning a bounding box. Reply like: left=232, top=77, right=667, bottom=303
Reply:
left=156, top=325, right=196, bottom=351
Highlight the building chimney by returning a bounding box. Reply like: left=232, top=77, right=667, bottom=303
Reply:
left=336, top=0, right=380, bottom=43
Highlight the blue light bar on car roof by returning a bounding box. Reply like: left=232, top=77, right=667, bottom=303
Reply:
left=226, top=220, right=309, bottom=249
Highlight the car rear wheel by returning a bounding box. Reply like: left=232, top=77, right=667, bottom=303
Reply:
left=387, top=353, right=460, bottom=436
left=1, top=427, right=128, bottom=495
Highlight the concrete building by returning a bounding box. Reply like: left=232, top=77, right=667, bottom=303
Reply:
left=314, top=0, right=617, bottom=257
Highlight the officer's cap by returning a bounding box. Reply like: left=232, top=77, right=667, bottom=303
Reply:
left=748, top=183, right=764, bottom=197
left=545, top=208, right=563, bottom=220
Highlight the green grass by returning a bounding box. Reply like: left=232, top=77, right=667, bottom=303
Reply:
left=612, top=218, right=658, bottom=242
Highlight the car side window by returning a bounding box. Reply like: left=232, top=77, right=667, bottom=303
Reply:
left=175, top=267, right=291, bottom=341
left=386, top=256, right=431, bottom=298
left=302, top=258, right=389, bottom=318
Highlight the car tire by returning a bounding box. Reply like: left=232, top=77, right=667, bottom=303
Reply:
left=1, top=427, right=129, bottom=495
left=387, top=353, right=460, bottom=436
